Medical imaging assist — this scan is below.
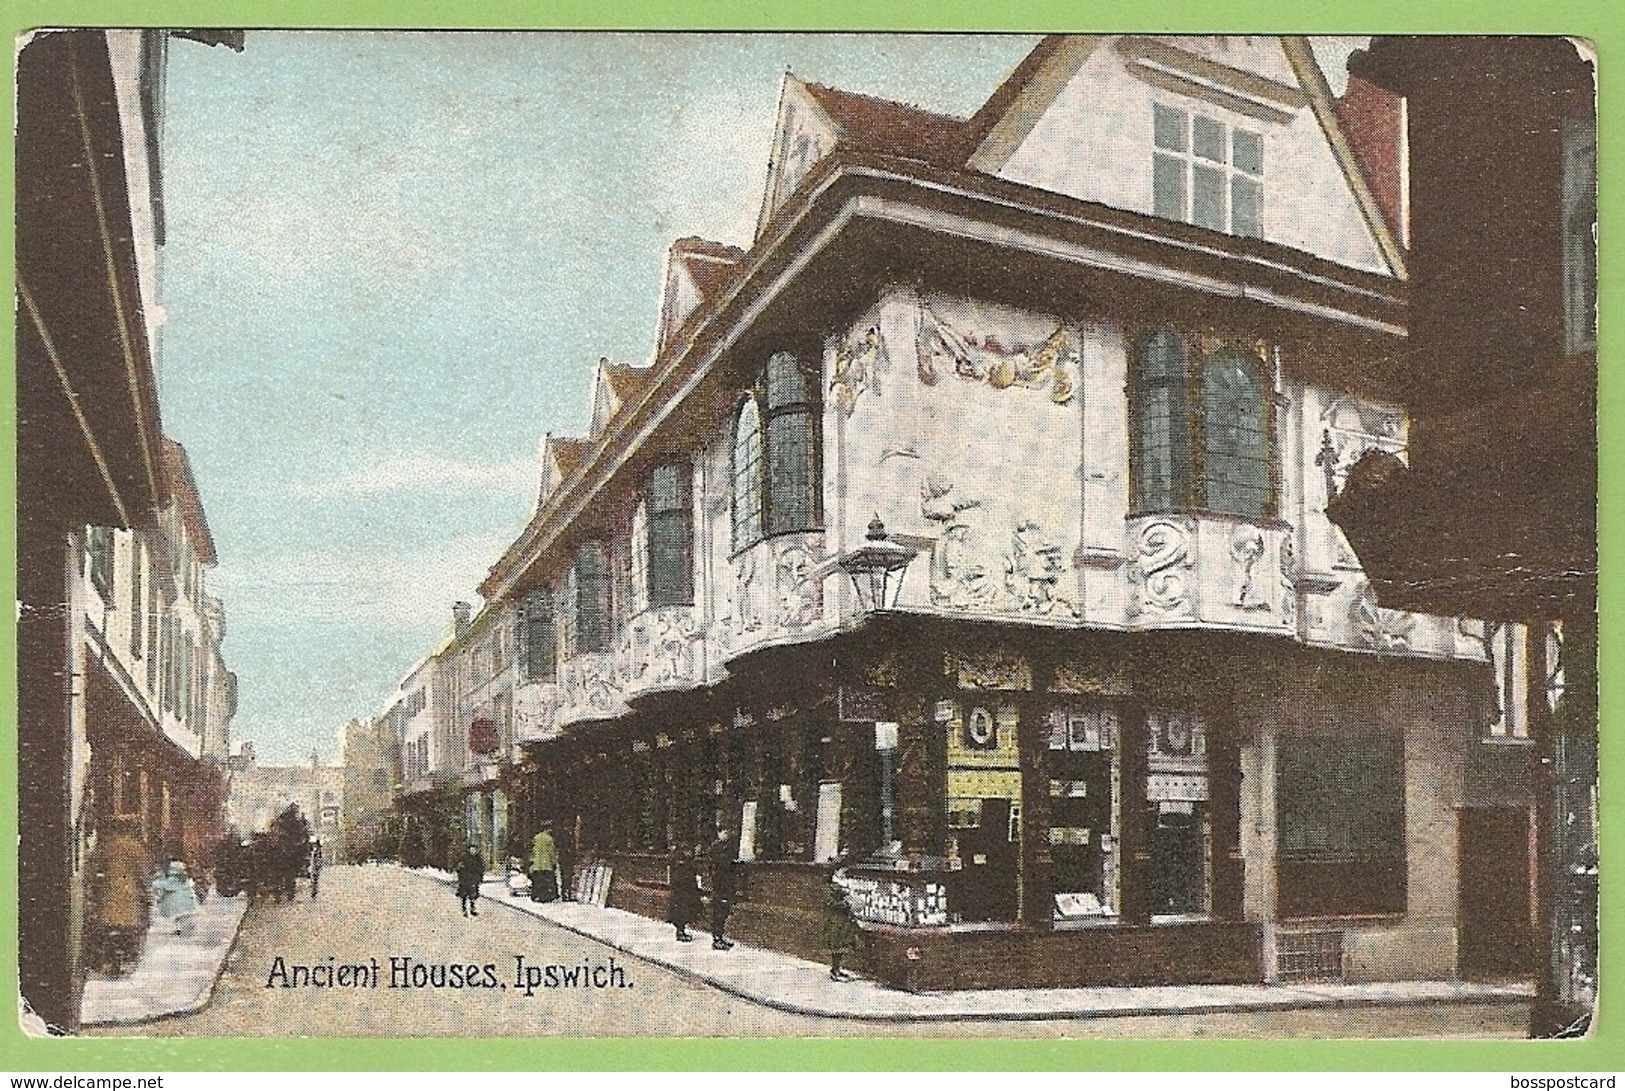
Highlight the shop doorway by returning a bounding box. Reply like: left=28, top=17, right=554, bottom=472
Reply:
left=957, top=797, right=1019, bottom=922
left=1458, top=807, right=1535, bottom=980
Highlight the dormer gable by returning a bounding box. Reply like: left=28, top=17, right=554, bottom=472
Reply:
left=588, top=357, right=655, bottom=439
left=965, top=34, right=1406, bottom=278
left=656, top=237, right=744, bottom=358
left=755, top=74, right=969, bottom=241
left=537, top=433, right=591, bottom=504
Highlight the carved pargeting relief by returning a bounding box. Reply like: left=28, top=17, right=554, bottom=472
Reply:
left=914, top=296, right=1076, bottom=405
left=1228, top=523, right=1270, bottom=611
left=1128, top=517, right=1194, bottom=618
left=1350, top=579, right=1415, bottom=651
left=775, top=538, right=824, bottom=629
left=829, top=322, right=889, bottom=417
left=1004, top=519, right=1079, bottom=618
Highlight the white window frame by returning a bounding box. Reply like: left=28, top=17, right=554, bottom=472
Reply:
left=1153, top=103, right=1264, bottom=239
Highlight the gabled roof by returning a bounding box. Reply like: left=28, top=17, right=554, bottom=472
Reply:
left=602, top=360, right=656, bottom=407
left=656, top=237, right=746, bottom=356
left=160, top=436, right=216, bottom=566
left=799, top=81, right=968, bottom=167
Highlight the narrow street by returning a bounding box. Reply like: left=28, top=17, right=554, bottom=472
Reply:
left=97, top=866, right=1530, bottom=1039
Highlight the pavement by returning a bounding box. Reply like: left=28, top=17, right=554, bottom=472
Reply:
left=79, top=891, right=248, bottom=1027
left=411, top=866, right=1535, bottom=1024
left=75, top=864, right=1533, bottom=1027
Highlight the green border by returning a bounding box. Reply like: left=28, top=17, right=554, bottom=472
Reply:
left=4, top=0, right=1618, bottom=1073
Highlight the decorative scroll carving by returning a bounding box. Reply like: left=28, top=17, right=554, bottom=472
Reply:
left=915, top=300, right=1075, bottom=404
left=829, top=324, right=889, bottom=416
left=624, top=608, right=702, bottom=688
left=1128, top=518, right=1194, bottom=617
left=1350, top=580, right=1415, bottom=651
left=949, top=649, right=1033, bottom=691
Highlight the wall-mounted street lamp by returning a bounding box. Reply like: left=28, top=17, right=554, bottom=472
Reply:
left=837, top=516, right=917, bottom=613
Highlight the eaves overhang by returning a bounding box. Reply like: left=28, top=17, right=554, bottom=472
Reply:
left=482, top=152, right=1408, bottom=603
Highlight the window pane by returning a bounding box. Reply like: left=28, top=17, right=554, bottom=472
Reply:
left=1153, top=153, right=1186, bottom=220
left=1200, top=351, right=1269, bottom=517
left=649, top=464, right=686, bottom=512
left=1192, top=164, right=1225, bottom=231
left=731, top=399, right=762, bottom=550
left=1153, top=104, right=1187, bottom=151
left=1232, top=129, right=1263, bottom=175
left=765, top=351, right=810, bottom=409
left=1276, top=732, right=1406, bottom=917
left=574, top=543, right=610, bottom=652
left=522, top=588, right=555, bottom=681
left=1232, top=176, right=1262, bottom=239
left=1193, top=115, right=1226, bottom=163
left=649, top=511, right=693, bottom=607
left=766, top=410, right=816, bottom=534
left=1133, top=329, right=1189, bottom=512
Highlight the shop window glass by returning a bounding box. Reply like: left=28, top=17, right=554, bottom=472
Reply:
left=1046, top=706, right=1120, bottom=919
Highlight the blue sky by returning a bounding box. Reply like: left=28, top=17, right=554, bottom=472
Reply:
left=156, top=32, right=1045, bottom=764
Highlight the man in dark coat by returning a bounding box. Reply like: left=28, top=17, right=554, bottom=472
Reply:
left=666, top=847, right=703, bottom=942
left=706, top=827, right=739, bottom=950
left=456, top=845, right=485, bottom=917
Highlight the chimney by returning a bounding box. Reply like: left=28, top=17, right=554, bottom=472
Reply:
left=452, top=601, right=473, bottom=637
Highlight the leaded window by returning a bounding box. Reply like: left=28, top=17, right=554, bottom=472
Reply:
left=520, top=585, right=556, bottom=682
left=731, top=398, right=762, bottom=551
left=571, top=541, right=611, bottom=654
left=730, top=351, right=822, bottom=551
left=647, top=463, right=693, bottom=607
left=1132, top=328, right=1274, bottom=519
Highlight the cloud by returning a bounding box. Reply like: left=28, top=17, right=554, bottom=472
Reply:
left=291, top=453, right=536, bottom=499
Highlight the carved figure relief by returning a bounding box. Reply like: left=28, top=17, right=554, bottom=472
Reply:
left=920, top=476, right=995, bottom=610
left=1278, top=536, right=1298, bottom=630
left=829, top=323, right=889, bottom=416
left=624, top=609, right=701, bottom=687
left=733, top=547, right=762, bottom=633
left=1128, top=518, right=1194, bottom=617
left=914, top=299, right=1076, bottom=405
left=1350, top=579, right=1415, bottom=651
left=1005, top=520, right=1078, bottom=617
left=775, top=541, right=823, bottom=629
left=1228, top=523, right=1271, bottom=612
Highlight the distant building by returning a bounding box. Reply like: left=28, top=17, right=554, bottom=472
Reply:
left=225, top=746, right=343, bottom=851
left=339, top=717, right=400, bottom=862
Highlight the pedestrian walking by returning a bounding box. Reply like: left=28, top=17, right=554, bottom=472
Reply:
left=820, top=878, right=861, bottom=981
left=706, top=827, right=739, bottom=951
left=150, top=860, right=200, bottom=936
left=456, top=844, right=485, bottom=917
left=309, top=839, right=323, bottom=899
left=666, top=847, right=703, bottom=942
left=529, top=823, right=558, bottom=903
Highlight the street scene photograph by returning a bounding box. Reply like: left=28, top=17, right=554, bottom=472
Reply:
left=14, top=30, right=1598, bottom=1042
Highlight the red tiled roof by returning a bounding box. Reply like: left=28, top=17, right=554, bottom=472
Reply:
left=801, top=81, right=969, bottom=167
left=546, top=436, right=592, bottom=479
left=603, top=361, right=656, bottom=407
left=670, top=237, right=745, bottom=303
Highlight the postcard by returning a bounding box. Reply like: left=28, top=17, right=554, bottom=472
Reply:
left=8, top=15, right=1609, bottom=1073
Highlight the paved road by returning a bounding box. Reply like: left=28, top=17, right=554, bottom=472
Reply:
left=108, top=866, right=1529, bottom=1038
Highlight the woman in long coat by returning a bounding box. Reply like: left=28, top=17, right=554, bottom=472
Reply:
left=820, top=880, right=861, bottom=981
left=666, top=848, right=703, bottom=942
